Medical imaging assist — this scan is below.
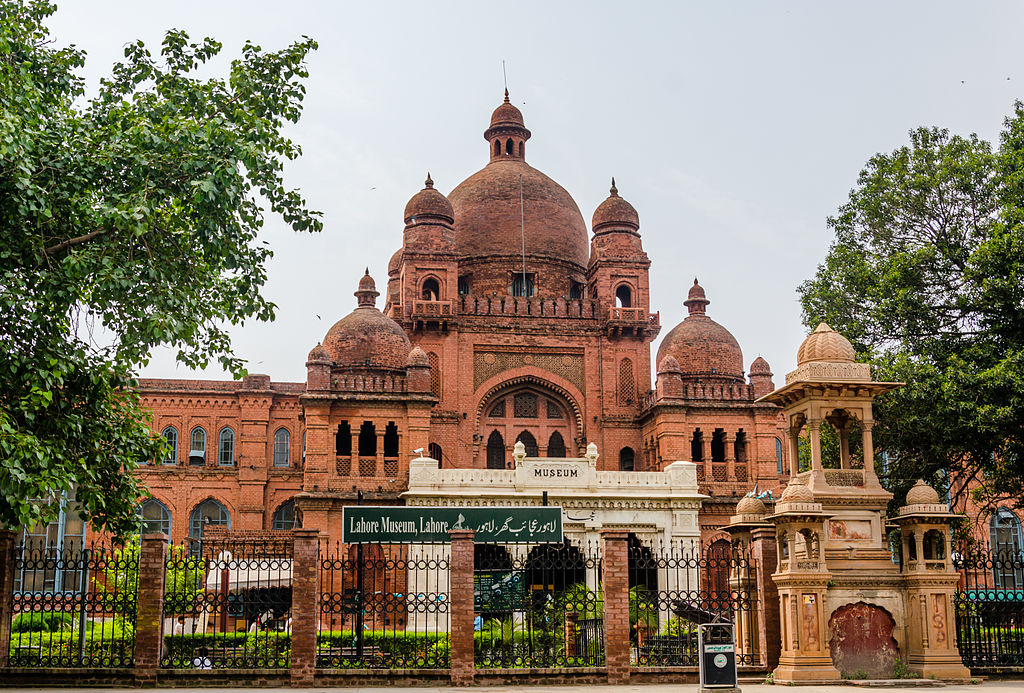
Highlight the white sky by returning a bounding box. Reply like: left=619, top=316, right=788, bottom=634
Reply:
left=48, top=1, right=1024, bottom=384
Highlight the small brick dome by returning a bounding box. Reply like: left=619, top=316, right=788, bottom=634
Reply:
left=322, top=271, right=411, bottom=370
left=749, top=356, right=772, bottom=375
left=388, top=248, right=403, bottom=275
left=489, top=96, right=525, bottom=129
left=592, top=178, right=639, bottom=232
left=407, top=345, right=430, bottom=367
left=905, top=480, right=941, bottom=506
left=657, top=280, right=744, bottom=381
left=735, top=495, right=767, bottom=516
left=797, top=322, right=856, bottom=366
left=307, top=342, right=331, bottom=363
left=657, top=354, right=682, bottom=374
left=403, top=173, right=454, bottom=226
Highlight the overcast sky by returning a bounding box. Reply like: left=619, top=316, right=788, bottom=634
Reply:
left=48, top=1, right=1024, bottom=385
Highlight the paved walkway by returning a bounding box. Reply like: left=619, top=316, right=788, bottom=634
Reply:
left=1, top=684, right=1019, bottom=693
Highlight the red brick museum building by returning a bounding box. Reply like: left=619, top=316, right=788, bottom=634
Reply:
left=133, top=93, right=790, bottom=549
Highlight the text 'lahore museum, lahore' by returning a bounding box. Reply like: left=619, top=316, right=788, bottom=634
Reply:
left=22, top=93, right=1000, bottom=683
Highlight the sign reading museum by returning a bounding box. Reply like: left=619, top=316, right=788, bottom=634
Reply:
left=342, top=506, right=563, bottom=543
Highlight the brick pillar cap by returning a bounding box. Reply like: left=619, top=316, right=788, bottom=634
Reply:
left=293, top=528, right=320, bottom=538
left=141, top=532, right=169, bottom=542
left=449, top=529, right=476, bottom=539
left=600, top=529, right=630, bottom=540
left=0, top=528, right=17, bottom=540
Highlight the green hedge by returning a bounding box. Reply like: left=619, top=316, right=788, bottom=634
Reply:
left=11, top=611, right=77, bottom=633
left=8, top=627, right=135, bottom=667
left=316, top=630, right=448, bottom=668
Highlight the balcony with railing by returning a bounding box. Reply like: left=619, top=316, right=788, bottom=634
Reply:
left=605, top=307, right=660, bottom=339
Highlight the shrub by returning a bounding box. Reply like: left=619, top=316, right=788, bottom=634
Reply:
left=11, top=611, right=76, bottom=633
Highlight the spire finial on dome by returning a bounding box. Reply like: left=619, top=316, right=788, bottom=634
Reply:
left=425, top=172, right=433, bottom=189
left=504, top=87, right=509, bottom=103
left=355, top=269, right=379, bottom=308
left=684, top=277, right=710, bottom=315
left=610, top=177, right=618, bottom=196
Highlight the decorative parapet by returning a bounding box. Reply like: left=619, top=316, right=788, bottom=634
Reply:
left=785, top=361, right=871, bottom=385
left=405, top=453, right=701, bottom=500
left=898, top=503, right=952, bottom=517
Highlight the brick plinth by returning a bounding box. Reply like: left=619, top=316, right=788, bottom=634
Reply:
left=751, top=526, right=781, bottom=669
left=449, top=530, right=475, bottom=686
left=134, top=533, right=168, bottom=686
left=290, top=529, right=319, bottom=687
left=602, top=530, right=630, bottom=684
left=0, top=530, right=16, bottom=668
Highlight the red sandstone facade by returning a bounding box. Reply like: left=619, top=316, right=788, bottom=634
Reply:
left=136, top=93, right=790, bottom=548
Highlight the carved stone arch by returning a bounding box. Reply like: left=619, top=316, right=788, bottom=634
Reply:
left=474, top=369, right=585, bottom=436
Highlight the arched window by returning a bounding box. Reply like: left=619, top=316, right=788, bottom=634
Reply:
left=189, top=427, right=206, bottom=466
left=336, top=421, right=352, bottom=456
left=486, top=431, right=505, bottom=469
left=618, top=358, right=635, bottom=405
left=505, top=138, right=513, bottom=155
left=139, top=499, right=171, bottom=541
left=511, top=272, right=534, bottom=297
left=615, top=284, right=632, bottom=308
left=428, top=351, right=441, bottom=399
left=547, top=431, right=566, bottom=458
left=776, top=437, right=784, bottom=474
left=619, top=447, right=635, bottom=471
left=494, top=140, right=501, bottom=157
left=691, top=429, right=704, bottom=462
left=218, top=428, right=235, bottom=466
left=161, top=426, right=178, bottom=465
left=421, top=277, right=440, bottom=301
left=428, top=443, right=443, bottom=467
left=458, top=275, right=471, bottom=296
left=711, top=429, right=726, bottom=463
left=569, top=282, right=584, bottom=300
left=516, top=431, right=539, bottom=457
left=383, top=421, right=399, bottom=457
left=991, top=508, right=1024, bottom=589
left=518, top=141, right=525, bottom=157
left=188, top=499, right=229, bottom=557
left=272, top=499, right=299, bottom=530
left=273, top=428, right=290, bottom=467
left=358, top=421, right=376, bottom=456
left=734, top=430, right=747, bottom=464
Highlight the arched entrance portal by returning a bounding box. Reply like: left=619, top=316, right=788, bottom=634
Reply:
left=480, top=386, right=576, bottom=465
left=828, top=602, right=899, bottom=679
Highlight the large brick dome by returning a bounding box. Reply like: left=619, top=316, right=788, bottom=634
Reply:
left=448, top=93, right=589, bottom=270
left=322, top=270, right=411, bottom=370
left=657, top=279, right=744, bottom=381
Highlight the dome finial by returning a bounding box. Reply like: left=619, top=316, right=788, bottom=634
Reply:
left=425, top=172, right=433, bottom=188
left=684, top=278, right=710, bottom=315
left=610, top=177, right=618, bottom=196
left=355, top=270, right=379, bottom=308
left=504, top=87, right=509, bottom=103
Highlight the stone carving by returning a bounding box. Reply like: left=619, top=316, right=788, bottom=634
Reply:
left=474, top=350, right=584, bottom=391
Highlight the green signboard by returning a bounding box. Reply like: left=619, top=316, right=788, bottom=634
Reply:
left=342, top=506, right=563, bottom=543
left=475, top=571, right=528, bottom=612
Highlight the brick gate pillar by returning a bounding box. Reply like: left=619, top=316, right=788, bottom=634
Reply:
left=290, top=529, right=320, bottom=687
left=449, top=530, right=475, bottom=686
left=751, top=525, right=781, bottom=669
left=0, top=530, right=17, bottom=668
left=602, top=529, right=630, bottom=684
left=135, top=532, right=168, bottom=687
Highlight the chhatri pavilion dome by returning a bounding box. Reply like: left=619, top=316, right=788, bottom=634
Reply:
left=796, top=322, right=856, bottom=365
left=656, top=279, right=745, bottom=382
left=322, top=270, right=411, bottom=371
left=447, top=91, right=590, bottom=272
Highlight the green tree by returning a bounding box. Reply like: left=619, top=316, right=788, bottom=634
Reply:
left=0, top=0, right=321, bottom=535
left=799, top=106, right=1024, bottom=511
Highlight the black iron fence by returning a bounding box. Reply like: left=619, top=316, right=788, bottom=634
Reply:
left=318, top=542, right=449, bottom=669
left=8, top=541, right=137, bottom=667
left=955, top=546, right=1024, bottom=669
left=161, top=540, right=292, bottom=669
left=473, top=540, right=604, bottom=668
left=629, top=540, right=756, bottom=667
